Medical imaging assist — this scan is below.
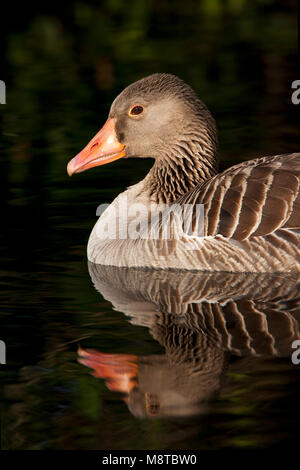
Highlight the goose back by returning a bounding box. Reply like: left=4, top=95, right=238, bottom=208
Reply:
left=180, top=152, right=300, bottom=240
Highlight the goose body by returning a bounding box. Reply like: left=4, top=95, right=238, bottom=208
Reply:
left=68, top=74, right=300, bottom=272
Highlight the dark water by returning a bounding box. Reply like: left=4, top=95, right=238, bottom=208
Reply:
left=1, top=0, right=300, bottom=450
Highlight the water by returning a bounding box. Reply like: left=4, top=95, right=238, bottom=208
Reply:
left=1, top=0, right=300, bottom=450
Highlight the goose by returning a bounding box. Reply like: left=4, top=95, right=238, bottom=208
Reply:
left=67, top=73, right=300, bottom=271
left=78, top=264, right=300, bottom=417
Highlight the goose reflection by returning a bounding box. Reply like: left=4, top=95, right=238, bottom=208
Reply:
left=79, top=264, right=300, bottom=418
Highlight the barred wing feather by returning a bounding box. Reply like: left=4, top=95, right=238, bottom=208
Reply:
left=181, top=153, right=300, bottom=240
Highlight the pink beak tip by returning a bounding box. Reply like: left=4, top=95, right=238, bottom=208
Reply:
left=67, top=159, right=75, bottom=176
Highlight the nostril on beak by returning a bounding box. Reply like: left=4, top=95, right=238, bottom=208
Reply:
left=90, top=142, right=99, bottom=151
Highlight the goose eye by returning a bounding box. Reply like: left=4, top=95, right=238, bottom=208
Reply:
left=129, top=105, right=144, bottom=116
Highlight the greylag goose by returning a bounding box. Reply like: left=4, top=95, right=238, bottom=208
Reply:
left=78, top=265, right=300, bottom=417
left=67, top=74, right=300, bottom=271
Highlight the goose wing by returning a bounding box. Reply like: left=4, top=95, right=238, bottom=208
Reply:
left=182, top=153, right=300, bottom=240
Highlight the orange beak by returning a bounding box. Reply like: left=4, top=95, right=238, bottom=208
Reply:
left=67, top=118, right=126, bottom=176
left=78, top=347, right=138, bottom=394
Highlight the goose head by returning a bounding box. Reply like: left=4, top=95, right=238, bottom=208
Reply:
left=67, top=74, right=218, bottom=194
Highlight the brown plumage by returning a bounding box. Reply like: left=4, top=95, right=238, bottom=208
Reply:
left=181, top=152, right=300, bottom=240
left=67, top=73, right=300, bottom=271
